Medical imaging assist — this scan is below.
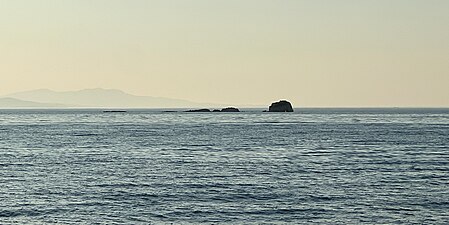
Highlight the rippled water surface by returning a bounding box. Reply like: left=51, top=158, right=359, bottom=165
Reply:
left=1, top=108, right=448, bottom=224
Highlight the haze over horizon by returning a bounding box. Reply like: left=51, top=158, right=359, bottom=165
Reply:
left=1, top=0, right=449, bottom=107
left=2, top=88, right=237, bottom=108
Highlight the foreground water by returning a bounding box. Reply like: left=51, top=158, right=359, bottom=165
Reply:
left=0, top=108, right=448, bottom=224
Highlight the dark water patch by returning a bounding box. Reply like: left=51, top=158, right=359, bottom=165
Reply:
left=0, top=208, right=69, bottom=218
left=94, top=182, right=153, bottom=188
left=72, top=133, right=101, bottom=137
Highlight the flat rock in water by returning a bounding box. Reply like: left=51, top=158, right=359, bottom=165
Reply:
left=103, top=110, right=127, bottom=113
left=185, top=109, right=211, bottom=112
left=221, top=107, right=240, bottom=112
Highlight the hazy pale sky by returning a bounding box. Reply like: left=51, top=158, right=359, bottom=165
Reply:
left=1, top=0, right=448, bottom=107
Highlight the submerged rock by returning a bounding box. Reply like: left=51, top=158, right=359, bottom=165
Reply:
left=221, top=107, right=240, bottom=112
left=185, top=109, right=211, bottom=112
left=103, top=110, right=127, bottom=113
left=268, top=100, right=294, bottom=112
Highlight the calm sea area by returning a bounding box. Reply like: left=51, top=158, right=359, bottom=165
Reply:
left=1, top=108, right=448, bottom=224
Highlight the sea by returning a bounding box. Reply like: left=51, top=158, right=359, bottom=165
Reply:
left=0, top=108, right=448, bottom=224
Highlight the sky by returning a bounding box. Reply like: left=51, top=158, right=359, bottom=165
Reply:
left=1, top=0, right=448, bottom=107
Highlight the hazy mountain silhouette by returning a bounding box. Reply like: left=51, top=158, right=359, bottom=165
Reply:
left=5, top=88, right=220, bottom=108
left=0, top=97, right=67, bottom=108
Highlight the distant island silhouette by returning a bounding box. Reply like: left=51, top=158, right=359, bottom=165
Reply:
left=185, top=107, right=240, bottom=113
left=267, top=100, right=294, bottom=112
left=1, top=89, right=293, bottom=111
left=2, top=88, right=222, bottom=108
left=0, top=97, right=67, bottom=108
left=184, top=101, right=294, bottom=113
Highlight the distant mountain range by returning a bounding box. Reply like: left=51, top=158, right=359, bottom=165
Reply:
left=0, top=97, right=67, bottom=108
left=1, top=88, right=222, bottom=108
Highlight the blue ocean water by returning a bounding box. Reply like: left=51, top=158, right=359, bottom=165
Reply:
left=0, top=108, right=448, bottom=224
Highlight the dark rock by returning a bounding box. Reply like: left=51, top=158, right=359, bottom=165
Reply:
left=268, top=100, right=294, bottom=112
left=185, top=109, right=211, bottom=112
left=103, top=110, right=127, bottom=113
left=221, top=107, right=240, bottom=112
left=212, top=109, right=221, bottom=112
